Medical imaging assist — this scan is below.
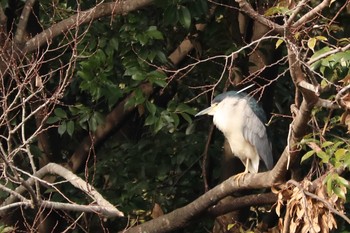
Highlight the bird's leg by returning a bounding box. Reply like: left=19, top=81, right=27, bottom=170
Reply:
left=233, top=159, right=249, bottom=184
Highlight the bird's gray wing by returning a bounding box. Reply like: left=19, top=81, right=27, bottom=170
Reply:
left=242, top=100, right=273, bottom=170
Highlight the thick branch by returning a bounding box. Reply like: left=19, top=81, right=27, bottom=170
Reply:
left=0, top=163, right=123, bottom=218
left=234, top=0, right=284, bottom=34
left=208, top=192, right=277, bottom=217
left=24, top=0, right=153, bottom=53
left=123, top=170, right=276, bottom=233
left=15, top=0, right=36, bottom=44
left=0, top=6, right=6, bottom=25
left=292, top=0, right=331, bottom=29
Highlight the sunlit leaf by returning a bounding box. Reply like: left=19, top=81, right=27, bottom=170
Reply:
left=315, top=36, right=327, bottom=41
left=334, top=186, right=346, bottom=200
left=301, top=150, right=315, bottom=163
left=316, top=150, right=329, bottom=163
left=307, top=37, right=317, bottom=52
left=275, top=39, right=284, bottom=49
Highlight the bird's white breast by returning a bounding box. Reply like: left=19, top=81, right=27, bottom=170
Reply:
left=213, top=97, right=259, bottom=173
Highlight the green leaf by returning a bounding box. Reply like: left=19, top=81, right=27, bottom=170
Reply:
left=336, top=175, right=350, bottom=188
left=301, top=150, right=315, bottom=163
left=164, top=5, right=178, bottom=25
left=154, top=118, right=165, bottom=133
left=88, top=116, right=98, bottom=132
left=145, top=101, right=157, bottom=116
left=334, top=148, right=347, bottom=160
left=175, top=103, right=196, bottom=115
left=109, top=37, right=119, bottom=51
left=179, top=6, right=191, bottom=29
left=180, top=112, right=192, bottom=124
left=145, top=115, right=157, bottom=126
left=321, top=141, right=333, bottom=148
left=316, top=150, right=329, bottom=163
left=58, top=121, right=67, bottom=136
left=156, top=51, right=168, bottom=63
left=77, top=70, right=92, bottom=80
left=66, top=120, right=74, bottom=137
left=54, top=108, right=67, bottom=119
left=325, top=173, right=333, bottom=194
left=334, top=186, right=346, bottom=200
left=132, top=72, right=145, bottom=81
left=46, top=116, right=60, bottom=124
left=171, top=112, right=180, bottom=129
left=146, top=26, right=164, bottom=40
left=153, top=78, right=167, bottom=88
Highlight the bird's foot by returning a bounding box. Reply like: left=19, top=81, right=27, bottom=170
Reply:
left=233, top=171, right=248, bottom=185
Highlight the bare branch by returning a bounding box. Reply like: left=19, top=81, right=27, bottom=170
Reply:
left=40, top=200, right=122, bottom=217
left=286, top=0, right=309, bottom=27
left=316, top=99, right=340, bottom=109
left=208, top=192, right=277, bottom=217
left=0, top=163, right=124, bottom=218
left=298, top=80, right=320, bottom=96
left=292, top=0, right=331, bottom=29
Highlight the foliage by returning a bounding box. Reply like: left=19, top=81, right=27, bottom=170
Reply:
left=1, top=0, right=350, bottom=232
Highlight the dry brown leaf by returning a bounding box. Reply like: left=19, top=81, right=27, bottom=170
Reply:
left=290, top=218, right=297, bottom=233
left=339, top=74, right=350, bottom=85
left=341, top=111, right=350, bottom=132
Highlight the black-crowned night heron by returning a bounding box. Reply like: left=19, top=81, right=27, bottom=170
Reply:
left=196, top=89, right=273, bottom=175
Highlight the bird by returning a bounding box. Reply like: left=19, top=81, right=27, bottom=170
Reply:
left=195, top=88, right=273, bottom=177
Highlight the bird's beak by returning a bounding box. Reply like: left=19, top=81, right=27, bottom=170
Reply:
left=195, top=105, right=217, bottom=117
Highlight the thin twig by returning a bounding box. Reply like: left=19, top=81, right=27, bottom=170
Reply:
left=202, top=124, right=215, bottom=192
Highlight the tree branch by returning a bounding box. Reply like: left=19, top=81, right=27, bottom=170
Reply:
left=307, top=43, right=350, bottom=65
left=0, top=163, right=123, bottom=218
left=234, top=0, right=284, bottom=34
left=24, top=0, right=153, bottom=53
left=208, top=192, right=277, bottom=217
left=0, top=5, right=6, bottom=25
left=336, top=84, right=350, bottom=110
left=14, top=0, right=37, bottom=44
left=292, top=0, right=331, bottom=29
